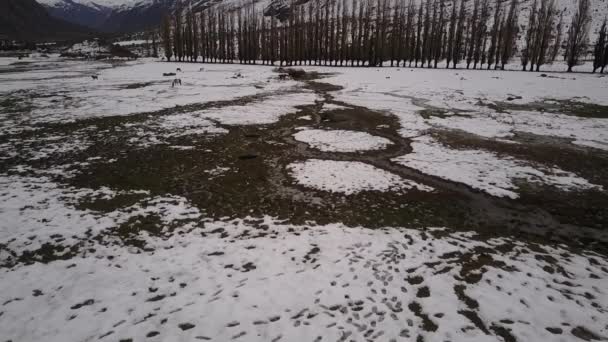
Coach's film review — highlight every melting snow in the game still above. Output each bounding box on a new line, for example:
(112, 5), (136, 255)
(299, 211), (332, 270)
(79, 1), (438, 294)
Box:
(287, 159), (432, 195)
(294, 129), (393, 152)
(191, 92), (318, 126)
(393, 136), (602, 199)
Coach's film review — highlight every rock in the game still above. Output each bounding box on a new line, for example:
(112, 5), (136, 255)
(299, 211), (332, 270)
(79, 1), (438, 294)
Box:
(238, 154), (258, 160)
(546, 327), (563, 334)
(178, 323), (195, 331)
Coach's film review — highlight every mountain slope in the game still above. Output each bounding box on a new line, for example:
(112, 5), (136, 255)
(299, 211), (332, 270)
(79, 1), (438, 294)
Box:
(37, 0), (198, 33)
(43, 0), (113, 31)
(101, 0), (177, 33)
(0, 0), (94, 41)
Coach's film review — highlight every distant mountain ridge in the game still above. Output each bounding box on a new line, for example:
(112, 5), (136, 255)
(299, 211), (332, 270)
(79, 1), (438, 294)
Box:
(43, 0), (114, 30)
(36, 0), (207, 33)
(0, 0), (94, 41)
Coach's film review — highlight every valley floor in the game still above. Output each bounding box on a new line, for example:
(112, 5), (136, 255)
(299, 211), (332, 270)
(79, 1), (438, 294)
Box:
(0, 56), (607, 342)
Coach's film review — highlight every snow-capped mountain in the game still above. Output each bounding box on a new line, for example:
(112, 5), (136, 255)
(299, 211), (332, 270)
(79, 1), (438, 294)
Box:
(1, 0), (94, 41)
(40, 0), (113, 31)
(36, 0), (186, 33)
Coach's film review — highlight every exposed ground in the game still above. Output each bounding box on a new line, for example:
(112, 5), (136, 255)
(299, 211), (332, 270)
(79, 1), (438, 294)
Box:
(1, 56), (607, 342)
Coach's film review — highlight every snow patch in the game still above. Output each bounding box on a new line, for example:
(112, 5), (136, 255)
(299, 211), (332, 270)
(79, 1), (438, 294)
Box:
(192, 91), (318, 126)
(294, 129), (393, 152)
(287, 159), (432, 195)
(392, 136), (601, 199)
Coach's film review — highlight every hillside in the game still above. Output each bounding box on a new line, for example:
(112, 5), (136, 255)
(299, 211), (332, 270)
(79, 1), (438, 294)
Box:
(37, 0), (204, 33)
(0, 0), (94, 41)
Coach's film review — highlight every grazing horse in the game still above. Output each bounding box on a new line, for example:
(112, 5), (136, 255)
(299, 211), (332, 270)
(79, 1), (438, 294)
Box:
(91, 75), (99, 80)
(172, 78), (182, 87)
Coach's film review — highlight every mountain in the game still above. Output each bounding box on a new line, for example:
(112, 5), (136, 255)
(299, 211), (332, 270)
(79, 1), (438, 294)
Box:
(99, 0), (178, 33)
(43, 0), (114, 31)
(0, 0), (94, 41)
(37, 0), (198, 33)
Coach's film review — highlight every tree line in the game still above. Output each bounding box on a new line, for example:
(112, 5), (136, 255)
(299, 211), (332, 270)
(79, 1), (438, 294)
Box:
(158, 0), (608, 73)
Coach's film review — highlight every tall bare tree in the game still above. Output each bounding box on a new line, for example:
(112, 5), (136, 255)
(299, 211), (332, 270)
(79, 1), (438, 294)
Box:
(173, 0), (183, 61)
(500, 0), (518, 69)
(533, 0), (557, 71)
(593, 19), (607, 73)
(414, 1), (423, 67)
(549, 10), (564, 64)
(466, 0), (479, 69)
(565, 0), (592, 72)
(161, 14), (172, 61)
(473, 0), (490, 69)
(521, 0), (538, 71)
(452, 0), (466, 68)
(487, 1), (502, 69)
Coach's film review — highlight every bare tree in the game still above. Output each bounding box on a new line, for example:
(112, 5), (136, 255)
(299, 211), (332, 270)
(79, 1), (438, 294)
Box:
(161, 14), (172, 61)
(433, 0), (445, 68)
(151, 29), (158, 57)
(350, 0), (359, 66)
(173, 0), (183, 61)
(487, 1), (501, 69)
(445, 0), (457, 68)
(473, 0), (490, 69)
(604, 27), (608, 73)
(357, 0), (366, 66)
(185, 6), (193, 61)
(593, 19), (607, 73)
(534, 0), (557, 71)
(414, 1), (423, 67)
(379, 0), (390, 66)
(521, 0), (538, 71)
(466, 0), (479, 69)
(420, 0), (432, 67)
(549, 10), (564, 63)
(362, 0), (372, 66)
(500, 0), (518, 69)
(565, 0), (592, 72)
(390, 0), (400, 66)
(452, 0), (466, 68)
(192, 12), (199, 61)
(493, 15), (504, 69)
(404, 0), (415, 66)
(340, 0), (348, 66)
(200, 11), (207, 62)
(426, 0), (437, 68)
